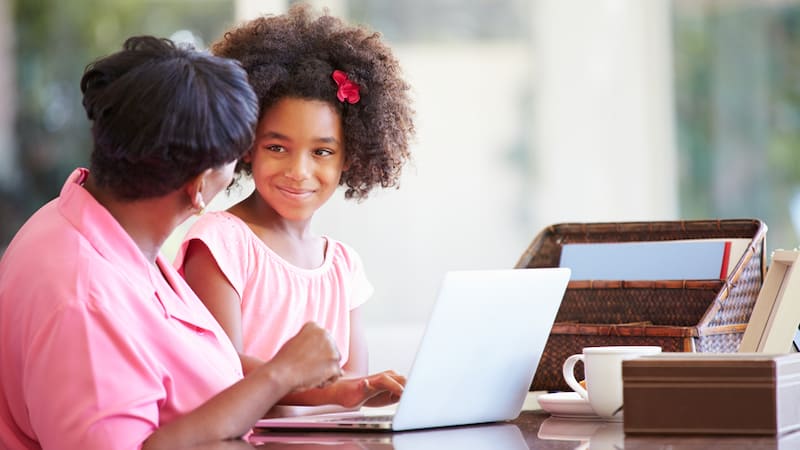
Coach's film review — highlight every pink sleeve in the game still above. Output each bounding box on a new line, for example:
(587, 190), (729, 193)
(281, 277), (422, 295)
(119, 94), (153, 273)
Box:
(25, 303), (159, 450)
(344, 246), (373, 311)
(174, 213), (250, 301)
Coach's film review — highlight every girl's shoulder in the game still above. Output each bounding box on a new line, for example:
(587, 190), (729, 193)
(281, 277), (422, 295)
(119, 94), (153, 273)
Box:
(178, 211), (256, 260)
(174, 211), (263, 290)
(187, 211), (245, 239)
(324, 237), (366, 273)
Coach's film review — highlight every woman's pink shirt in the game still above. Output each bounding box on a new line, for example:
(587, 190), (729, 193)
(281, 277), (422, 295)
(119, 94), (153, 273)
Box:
(0, 169), (243, 450)
(174, 211), (373, 365)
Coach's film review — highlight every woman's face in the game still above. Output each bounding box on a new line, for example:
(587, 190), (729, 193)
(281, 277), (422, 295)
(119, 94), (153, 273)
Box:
(246, 97), (345, 222)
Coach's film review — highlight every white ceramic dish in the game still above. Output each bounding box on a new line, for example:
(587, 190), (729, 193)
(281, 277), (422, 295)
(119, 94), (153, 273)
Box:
(536, 392), (600, 420)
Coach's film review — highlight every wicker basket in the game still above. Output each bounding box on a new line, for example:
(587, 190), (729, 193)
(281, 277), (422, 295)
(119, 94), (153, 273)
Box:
(515, 219), (767, 392)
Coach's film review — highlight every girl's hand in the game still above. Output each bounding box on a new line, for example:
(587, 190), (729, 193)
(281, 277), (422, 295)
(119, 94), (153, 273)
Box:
(332, 370), (407, 408)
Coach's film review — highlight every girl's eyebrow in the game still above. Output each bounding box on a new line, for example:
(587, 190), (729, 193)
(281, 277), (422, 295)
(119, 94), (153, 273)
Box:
(317, 136), (340, 145)
(259, 131), (289, 140)
(258, 131), (340, 145)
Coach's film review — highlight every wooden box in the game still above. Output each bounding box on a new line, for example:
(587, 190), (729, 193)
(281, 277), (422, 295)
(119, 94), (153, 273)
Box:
(515, 219), (767, 392)
(622, 353), (800, 435)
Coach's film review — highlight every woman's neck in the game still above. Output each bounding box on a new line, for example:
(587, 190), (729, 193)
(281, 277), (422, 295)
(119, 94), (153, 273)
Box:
(83, 177), (187, 263)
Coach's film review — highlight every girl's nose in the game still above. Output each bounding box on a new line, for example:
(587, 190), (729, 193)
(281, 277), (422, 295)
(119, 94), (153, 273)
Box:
(284, 153), (311, 180)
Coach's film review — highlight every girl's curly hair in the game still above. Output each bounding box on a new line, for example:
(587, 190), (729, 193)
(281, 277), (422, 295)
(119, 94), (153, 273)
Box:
(212, 4), (415, 200)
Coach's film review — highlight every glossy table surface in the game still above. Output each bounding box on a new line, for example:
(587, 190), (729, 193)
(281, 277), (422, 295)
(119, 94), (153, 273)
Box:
(240, 401), (800, 450)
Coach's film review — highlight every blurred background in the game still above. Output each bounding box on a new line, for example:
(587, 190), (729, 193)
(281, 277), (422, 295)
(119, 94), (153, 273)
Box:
(2, 0), (800, 373)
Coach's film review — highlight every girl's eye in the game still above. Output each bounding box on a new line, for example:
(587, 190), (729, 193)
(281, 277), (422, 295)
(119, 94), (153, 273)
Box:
(314, 149), (333, 157)
(265, 145), (285, 153)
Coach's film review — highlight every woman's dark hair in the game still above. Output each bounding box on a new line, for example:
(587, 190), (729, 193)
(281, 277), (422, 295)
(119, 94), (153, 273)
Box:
(80, 35), (259, 200)
(212, 4), (415, 200)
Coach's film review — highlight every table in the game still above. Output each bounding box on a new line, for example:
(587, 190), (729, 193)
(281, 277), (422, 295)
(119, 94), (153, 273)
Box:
(243, 409), (800, 449)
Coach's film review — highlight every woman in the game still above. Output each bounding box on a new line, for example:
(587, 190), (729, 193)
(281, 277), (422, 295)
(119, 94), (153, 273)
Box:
(0, 36), (400, 450)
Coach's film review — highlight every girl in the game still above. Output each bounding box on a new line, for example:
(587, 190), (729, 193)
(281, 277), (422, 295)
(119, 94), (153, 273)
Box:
(175, 4), (415, 409)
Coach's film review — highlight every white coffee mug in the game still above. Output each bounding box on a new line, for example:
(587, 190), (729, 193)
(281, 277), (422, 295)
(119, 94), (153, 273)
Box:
(562, 346), (662, 420)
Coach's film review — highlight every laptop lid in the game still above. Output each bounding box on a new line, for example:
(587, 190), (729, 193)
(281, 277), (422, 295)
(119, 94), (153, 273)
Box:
(255, 267), (570, 431)
(391, 268), (569, 430)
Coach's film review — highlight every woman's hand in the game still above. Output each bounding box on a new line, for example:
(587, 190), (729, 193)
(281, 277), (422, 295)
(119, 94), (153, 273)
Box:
(268, 322), (343, 391)
(144, 322), (342, 449)
(330, 370), (407, 408)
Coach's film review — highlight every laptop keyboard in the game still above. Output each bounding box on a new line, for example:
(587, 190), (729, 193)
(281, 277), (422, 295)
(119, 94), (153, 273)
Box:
(319, 414), (394, 423)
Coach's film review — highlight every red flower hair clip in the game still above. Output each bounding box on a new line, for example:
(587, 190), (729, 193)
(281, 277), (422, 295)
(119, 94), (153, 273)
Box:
(332, 70), (360, 104)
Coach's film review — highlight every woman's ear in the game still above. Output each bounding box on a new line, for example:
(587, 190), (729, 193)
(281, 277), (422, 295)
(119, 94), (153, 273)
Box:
(194, 192), (206, 212)
(242, 149), (253, 164)
(186, 168), (213, 212)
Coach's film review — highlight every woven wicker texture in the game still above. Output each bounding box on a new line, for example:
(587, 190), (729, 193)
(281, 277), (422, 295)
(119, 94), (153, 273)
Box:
(515, 219), (767, 392)
(557, 281), (724, 325)
(535, 333), (689, 392)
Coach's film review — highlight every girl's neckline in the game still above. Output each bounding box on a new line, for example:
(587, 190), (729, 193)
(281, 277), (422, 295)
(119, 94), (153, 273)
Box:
(218, 210), (333, 274)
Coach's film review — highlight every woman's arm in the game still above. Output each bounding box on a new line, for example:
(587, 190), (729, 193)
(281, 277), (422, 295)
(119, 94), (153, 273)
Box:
(143, 322), (342, 449)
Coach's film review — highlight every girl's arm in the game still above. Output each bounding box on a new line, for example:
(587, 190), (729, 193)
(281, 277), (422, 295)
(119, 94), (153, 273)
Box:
(277, 307), (405, 408)
(342, 305), (369, 377)
(182, 240), (262, 373)
(276, 370), (406, 409)
(182, 240), (404, 409)
(143, 322), (342, 449)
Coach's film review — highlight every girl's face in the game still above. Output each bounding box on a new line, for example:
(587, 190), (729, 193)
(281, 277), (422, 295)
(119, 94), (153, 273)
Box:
(247, 97), (345, 222)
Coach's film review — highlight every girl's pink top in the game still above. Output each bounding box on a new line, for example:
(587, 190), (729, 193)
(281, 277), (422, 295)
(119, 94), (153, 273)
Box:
(174, 211), (373, 366)
(0, 169), (243, 450)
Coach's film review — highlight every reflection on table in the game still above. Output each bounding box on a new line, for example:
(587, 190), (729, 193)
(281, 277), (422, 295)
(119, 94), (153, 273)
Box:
(537, 417), (623, 449)
(245, 409), (800, 450)
(250, 422), (524, 449)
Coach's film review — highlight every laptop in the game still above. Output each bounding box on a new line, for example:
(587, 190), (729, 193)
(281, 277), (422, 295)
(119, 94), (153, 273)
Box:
(250, 422), (528, 449)
(254, 267), (570, 432)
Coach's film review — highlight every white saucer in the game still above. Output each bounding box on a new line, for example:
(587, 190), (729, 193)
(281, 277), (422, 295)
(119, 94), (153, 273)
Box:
(536, 392), (601, 420)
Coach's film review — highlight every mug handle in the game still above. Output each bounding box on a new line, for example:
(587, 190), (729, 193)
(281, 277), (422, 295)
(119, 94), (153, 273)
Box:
(562, 354), (588, 400)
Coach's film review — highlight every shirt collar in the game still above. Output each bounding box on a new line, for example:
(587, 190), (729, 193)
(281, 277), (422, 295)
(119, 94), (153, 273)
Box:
(57, 168), (152, 276)
(57, 169), (224, 335)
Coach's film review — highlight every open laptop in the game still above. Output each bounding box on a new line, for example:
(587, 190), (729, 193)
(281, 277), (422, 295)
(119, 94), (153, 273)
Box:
(250, 422), (528, 448)
(254, 267), (570, 432)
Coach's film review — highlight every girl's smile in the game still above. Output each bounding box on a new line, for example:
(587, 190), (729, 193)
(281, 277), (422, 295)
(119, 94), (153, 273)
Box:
(276, 185), (315, 199)
(247, 97), (345, 223)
